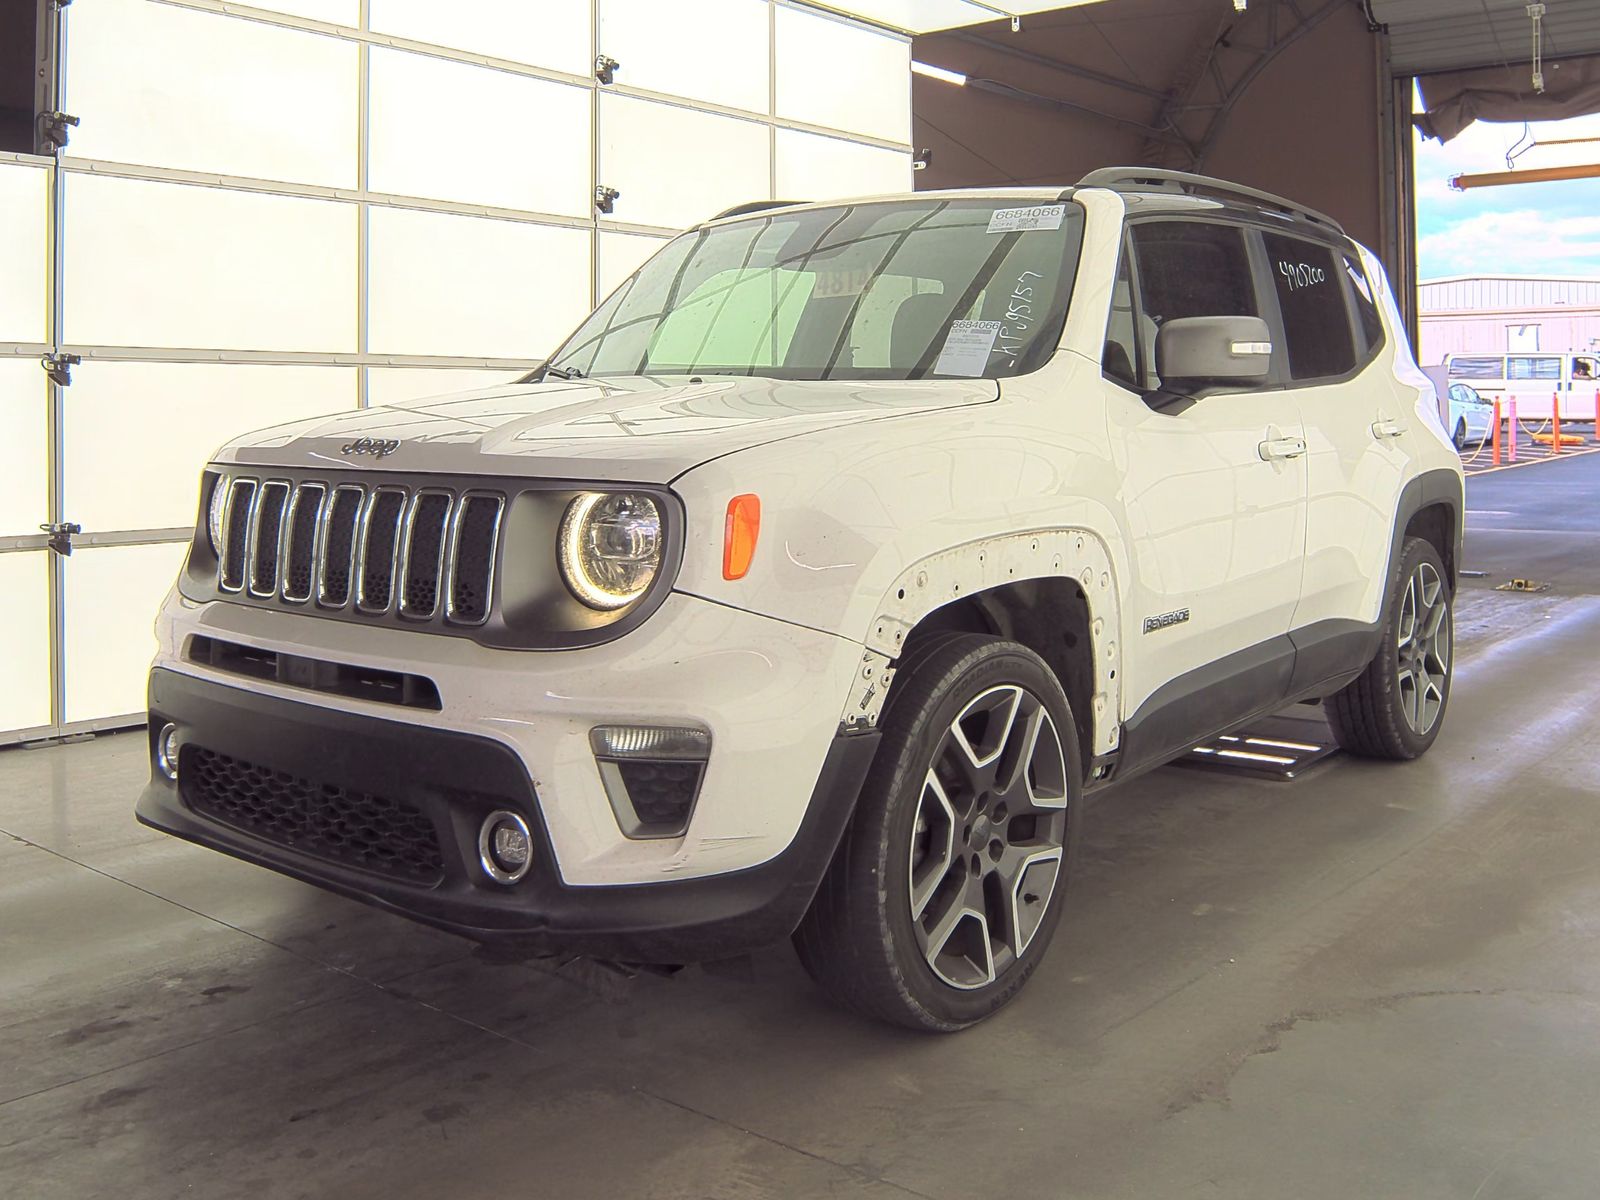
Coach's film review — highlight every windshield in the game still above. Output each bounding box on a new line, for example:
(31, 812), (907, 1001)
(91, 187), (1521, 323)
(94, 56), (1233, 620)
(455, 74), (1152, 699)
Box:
(547, 197), (1084, 382)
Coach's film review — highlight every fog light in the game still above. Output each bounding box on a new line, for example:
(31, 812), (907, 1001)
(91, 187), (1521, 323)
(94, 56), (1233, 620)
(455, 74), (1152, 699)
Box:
(591, 725), (709, 840)
(478, 810), (533, 885)
(156, 723), (180, 781)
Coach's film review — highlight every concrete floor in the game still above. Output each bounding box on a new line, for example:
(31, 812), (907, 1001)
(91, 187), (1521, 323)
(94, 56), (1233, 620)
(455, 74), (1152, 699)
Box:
(5, 457), (1600, 1199)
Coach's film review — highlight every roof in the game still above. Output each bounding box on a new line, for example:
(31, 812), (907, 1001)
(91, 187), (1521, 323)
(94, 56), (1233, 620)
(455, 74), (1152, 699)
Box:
(1369, 0), (1600, 75)
(1421, 275), (1600, 286)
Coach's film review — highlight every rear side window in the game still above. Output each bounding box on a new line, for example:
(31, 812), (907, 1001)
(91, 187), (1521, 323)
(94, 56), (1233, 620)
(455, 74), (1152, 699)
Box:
(1508, 356), (1561, 381)
(1448, 356), (1502, 380)
(1341, 253), (1385, 352)
(1263, 233), (1356, 380)
(1131, 222), (1259, 324)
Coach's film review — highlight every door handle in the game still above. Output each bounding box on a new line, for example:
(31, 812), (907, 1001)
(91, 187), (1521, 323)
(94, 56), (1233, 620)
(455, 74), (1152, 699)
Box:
(1371, 418), (1406, 440)
(1258, 436), (1307, 461)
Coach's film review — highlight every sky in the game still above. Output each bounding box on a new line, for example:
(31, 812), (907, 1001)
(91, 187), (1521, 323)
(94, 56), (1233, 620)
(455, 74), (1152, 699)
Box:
(1415, 108), (1600, 282)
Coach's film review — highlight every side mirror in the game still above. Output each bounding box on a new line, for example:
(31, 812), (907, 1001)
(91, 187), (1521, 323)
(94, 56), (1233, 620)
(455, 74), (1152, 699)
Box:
(1156, 316), (1273, 388)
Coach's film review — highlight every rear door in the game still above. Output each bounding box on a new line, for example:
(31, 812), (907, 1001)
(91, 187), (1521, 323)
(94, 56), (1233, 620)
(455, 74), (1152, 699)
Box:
(1266, 234), (1409, 650)
(1107, 220), (1308, 743)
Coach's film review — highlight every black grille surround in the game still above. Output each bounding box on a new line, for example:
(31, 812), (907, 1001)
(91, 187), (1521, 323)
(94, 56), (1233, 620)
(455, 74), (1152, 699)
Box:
(184, 747), (446, 885)
(180, 467), (685, 651)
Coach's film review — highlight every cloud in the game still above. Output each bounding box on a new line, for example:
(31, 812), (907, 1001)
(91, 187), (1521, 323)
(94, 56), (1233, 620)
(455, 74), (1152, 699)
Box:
(1415, 111), (1600, 278)
(1417, 209), (1600, 278)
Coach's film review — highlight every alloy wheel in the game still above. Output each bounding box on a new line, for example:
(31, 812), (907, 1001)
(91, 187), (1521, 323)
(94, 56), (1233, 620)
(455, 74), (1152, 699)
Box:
(1396, 561), (1451, 736)
(907, 685), (1069, 990)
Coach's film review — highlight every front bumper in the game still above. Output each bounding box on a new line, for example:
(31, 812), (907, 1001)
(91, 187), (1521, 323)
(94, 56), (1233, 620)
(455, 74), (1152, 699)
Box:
(139, 668), (880, 962)
(149, 590), (865, 886)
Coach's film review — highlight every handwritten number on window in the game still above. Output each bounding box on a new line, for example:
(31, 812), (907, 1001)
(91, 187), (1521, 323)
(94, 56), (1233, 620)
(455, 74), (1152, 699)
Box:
(1278, 260), (1326, 292)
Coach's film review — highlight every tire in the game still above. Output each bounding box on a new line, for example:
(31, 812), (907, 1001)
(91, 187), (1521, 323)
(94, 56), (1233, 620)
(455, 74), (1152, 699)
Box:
(1323, 536), (1454, 760)
(1453, 419), (1467, 451)
(794, 633), (1083, 1032)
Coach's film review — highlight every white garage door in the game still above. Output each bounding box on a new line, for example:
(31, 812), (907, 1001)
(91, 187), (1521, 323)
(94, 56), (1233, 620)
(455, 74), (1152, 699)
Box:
(0, 0), (912, 744)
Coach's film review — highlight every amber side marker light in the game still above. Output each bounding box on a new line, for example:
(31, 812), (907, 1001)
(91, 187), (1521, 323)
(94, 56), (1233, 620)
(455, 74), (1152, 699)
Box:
(723, 494), (761, 580)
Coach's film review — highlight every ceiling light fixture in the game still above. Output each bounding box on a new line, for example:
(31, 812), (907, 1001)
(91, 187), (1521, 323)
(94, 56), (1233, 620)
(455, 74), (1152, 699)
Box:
(911, 61), (969, 87)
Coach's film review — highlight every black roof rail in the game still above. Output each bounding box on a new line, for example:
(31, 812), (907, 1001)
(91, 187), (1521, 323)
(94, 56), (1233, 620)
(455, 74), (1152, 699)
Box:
(707, 199), (807, 222)
(1075, 168), (1345, 236)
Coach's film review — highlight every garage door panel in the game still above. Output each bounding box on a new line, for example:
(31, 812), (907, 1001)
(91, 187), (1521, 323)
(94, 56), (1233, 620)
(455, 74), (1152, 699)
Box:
(62, 174), (357, 352)
(598, 0), (770, 112)
(0, 552), (52, 736)
(252, 0), (360, 24)
(64, 362), (357, 535)
(0, 359), (49, 541)
(369, 48), (590, 216)
(775, 129), (912, 200)
(599, 94), (770, 231)
(63, 542), (190, 726)
(0, 159), (49, 346)
(368, 208), (590, 359)
(65, 0), (358, 188)
(774, 7), (910, 143)
(368, 0), (591, 75)
(365, 367), (521, 405)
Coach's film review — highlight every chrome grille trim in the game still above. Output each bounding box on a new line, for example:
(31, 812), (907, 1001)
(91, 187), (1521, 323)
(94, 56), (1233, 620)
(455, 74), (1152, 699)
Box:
(280, 483), (327, 604)
(247, 481), (291, 598)
(218, 478), (257, 594)
(356, 486), (408, 615)
(209, 474), (505, 632)
(317, 484), (365, 609)
(397, 489), (454, 620)
(444, 492), (504, 627)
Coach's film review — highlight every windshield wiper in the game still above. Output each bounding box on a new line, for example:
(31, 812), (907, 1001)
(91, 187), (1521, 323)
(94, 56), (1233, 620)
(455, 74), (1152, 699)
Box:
(543, 364), (585, 381)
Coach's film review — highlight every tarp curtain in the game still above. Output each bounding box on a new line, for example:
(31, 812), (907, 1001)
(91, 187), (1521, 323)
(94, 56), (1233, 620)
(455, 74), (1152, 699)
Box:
(1415, 55), (1600, 142)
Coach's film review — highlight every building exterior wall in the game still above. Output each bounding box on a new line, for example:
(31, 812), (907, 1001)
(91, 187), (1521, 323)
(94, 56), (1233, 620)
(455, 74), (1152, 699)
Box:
(1418, 276), (1600, 364)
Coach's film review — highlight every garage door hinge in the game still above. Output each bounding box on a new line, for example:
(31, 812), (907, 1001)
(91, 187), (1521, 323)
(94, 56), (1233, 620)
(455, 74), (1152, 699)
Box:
(41, 352), (81, 386)
(36, 111), (79, 154)
(39, 523), (82, 556)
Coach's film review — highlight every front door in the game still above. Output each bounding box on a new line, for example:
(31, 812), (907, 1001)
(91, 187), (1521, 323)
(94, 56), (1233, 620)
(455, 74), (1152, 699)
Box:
(1108, 220), (1308, 745)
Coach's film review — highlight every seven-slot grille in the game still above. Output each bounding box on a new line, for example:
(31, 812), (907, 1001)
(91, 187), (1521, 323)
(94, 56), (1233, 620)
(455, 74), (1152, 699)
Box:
(217, 477), (503, 626)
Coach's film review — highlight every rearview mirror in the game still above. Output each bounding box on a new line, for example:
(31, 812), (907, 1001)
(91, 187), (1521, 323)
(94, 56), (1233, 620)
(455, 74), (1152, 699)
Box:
(1156, 316), (1273, 388)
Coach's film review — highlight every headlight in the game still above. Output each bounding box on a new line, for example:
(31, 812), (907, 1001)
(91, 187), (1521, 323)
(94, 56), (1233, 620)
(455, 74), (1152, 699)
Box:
(558, 492), (662, 610)
(206, 475), (229, 554)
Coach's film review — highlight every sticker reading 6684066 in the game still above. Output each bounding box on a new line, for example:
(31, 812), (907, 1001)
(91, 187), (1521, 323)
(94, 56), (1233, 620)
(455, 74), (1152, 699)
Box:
(987, 204), (1066, 234)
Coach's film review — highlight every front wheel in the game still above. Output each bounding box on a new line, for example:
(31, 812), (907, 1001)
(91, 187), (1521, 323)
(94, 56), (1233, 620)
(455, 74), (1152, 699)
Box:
(1453, 419), (1467, 450)
(1324, 536), (1454, 759)
(795, 633), (1082, 1032)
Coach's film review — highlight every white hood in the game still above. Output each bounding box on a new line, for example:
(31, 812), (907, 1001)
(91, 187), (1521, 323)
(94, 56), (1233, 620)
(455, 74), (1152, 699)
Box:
(217, 374), (1000, 482)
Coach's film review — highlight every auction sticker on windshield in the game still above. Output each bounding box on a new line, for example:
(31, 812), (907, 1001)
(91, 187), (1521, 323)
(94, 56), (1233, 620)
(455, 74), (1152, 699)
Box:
(934, 320), (1003, 376)
(987, 204), (1065, 234)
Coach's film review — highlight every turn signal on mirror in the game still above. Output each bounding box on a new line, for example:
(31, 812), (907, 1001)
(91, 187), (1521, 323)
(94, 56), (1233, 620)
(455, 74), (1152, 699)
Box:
(723, 494), (761, 581)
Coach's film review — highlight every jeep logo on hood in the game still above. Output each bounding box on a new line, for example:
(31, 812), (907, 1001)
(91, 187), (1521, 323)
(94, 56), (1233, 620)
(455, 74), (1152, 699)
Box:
(341, 437), (401, 460)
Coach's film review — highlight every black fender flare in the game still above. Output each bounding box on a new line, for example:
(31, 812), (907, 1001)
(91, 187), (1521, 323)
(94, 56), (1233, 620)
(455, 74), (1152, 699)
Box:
(1387, 468), (1465, 598)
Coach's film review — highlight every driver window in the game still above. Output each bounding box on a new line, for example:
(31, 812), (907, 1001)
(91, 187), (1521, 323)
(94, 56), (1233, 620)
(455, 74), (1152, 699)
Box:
(1574, 356), (1597, 382)
(1130, 221), (1261, 390)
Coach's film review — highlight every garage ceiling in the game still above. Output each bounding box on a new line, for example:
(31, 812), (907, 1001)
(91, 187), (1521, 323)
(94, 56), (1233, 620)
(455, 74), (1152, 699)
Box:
(823, 0), (1110, 35)
(1371, 0), (1600, 75)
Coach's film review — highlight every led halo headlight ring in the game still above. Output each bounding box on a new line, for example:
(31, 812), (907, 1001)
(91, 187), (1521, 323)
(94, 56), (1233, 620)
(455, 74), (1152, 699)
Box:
(558, 491), (663, 611)
(206, 474), (229, 555)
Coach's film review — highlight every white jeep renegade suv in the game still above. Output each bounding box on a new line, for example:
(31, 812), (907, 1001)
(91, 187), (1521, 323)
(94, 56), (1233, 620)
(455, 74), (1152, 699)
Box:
(140, 169), (1463, 1032)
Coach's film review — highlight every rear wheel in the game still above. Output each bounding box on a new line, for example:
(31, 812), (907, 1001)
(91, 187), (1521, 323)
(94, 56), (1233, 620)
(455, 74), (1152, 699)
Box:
(1324, 536), (1453, 759)
(795, 633), (1082, 1032)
